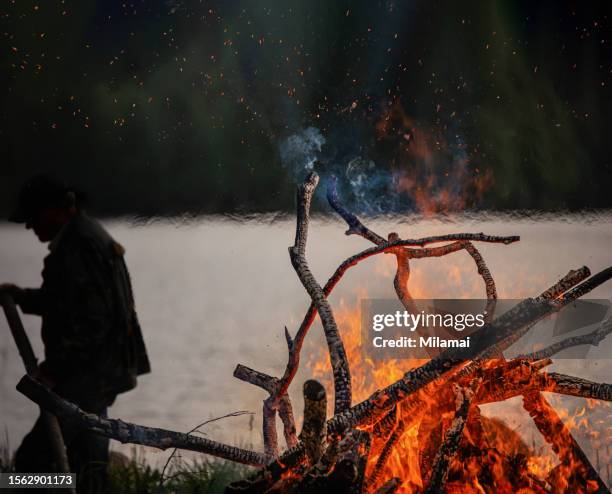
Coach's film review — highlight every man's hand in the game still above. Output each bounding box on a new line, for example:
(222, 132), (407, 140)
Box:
(32, 366), (56, 389)
(0, 283), (23, 299)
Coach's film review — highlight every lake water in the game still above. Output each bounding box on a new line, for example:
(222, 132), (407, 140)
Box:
(1, 213), (611, 473)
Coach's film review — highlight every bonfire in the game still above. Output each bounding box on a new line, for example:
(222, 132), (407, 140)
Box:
(15, 172), (612, 493)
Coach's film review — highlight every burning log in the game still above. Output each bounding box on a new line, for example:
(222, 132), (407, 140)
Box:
(366, 405), (410, 490)
(538, 372), (612, 402)
(423, 382), (478, 494)
(374, 477), (402, 494)
(477, 370), (612, 404)
(523, 390), (609, 493)
(301, 380), (327, 465)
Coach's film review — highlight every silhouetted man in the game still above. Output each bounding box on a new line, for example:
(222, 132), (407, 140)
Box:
(1, 175), (150, 493)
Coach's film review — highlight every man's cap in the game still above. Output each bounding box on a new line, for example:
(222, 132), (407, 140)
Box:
(9, 175), (71, 223)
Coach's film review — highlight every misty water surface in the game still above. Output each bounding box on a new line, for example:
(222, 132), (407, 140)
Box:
(1, 213), (611, 470)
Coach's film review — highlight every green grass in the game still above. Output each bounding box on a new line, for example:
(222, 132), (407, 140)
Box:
(107, 452), (250, 494)
(1, 440), (250, 493)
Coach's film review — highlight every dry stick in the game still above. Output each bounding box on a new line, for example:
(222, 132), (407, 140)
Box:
(0, 293), (75, 494)
(158, 410), (253, 486)
(16, 375), (269, 466)
(232, 365), (286, 458)
(523, 391), (610, 493)
(464, 242), (498, 321)
(288, 172), (352, 415)
(232, 364), (297, 453)
(262, 399), (279, 459)
(301, 380), (327, 466)
(278, 393), (298, 449)
(326, 178), (502, 315)
(424, 382), (478, 494)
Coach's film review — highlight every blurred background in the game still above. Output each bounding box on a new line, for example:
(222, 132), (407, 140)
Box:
(1, 0), (610, 216)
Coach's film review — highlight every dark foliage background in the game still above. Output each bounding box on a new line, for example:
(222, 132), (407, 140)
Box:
(1, 0), (610, 216)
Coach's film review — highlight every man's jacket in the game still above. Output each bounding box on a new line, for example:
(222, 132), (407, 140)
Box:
(17, 212), (150, 406)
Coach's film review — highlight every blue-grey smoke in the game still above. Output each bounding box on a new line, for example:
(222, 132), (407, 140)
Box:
(279, 127), (326, 181)
(278, 124), (489, 217)
(279, 127), (399, 215)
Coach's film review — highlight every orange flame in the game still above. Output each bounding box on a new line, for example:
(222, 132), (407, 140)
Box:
(303, 278), (609, 492)
(375, 100), (494, 215)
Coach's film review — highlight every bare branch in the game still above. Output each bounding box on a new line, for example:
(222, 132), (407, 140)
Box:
(159, 410), (253, 486)
(538, 372), (612, 402)
(233, 364), (277, 395)
(17, 375), (269, 467)
(262, 399), (279, 458)
(289, 171), (352, 414)
(301, 380), (327, 466)
(536, 267), (592, 302)
(278, 394), (298, 449)
(1, 293), (74, 490)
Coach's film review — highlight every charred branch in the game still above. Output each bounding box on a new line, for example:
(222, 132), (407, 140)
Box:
(541, 372), (612, 402)
(424, 383), (477, 494)
(300, 380), (327, 466)
(289, 171), (352, 414)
